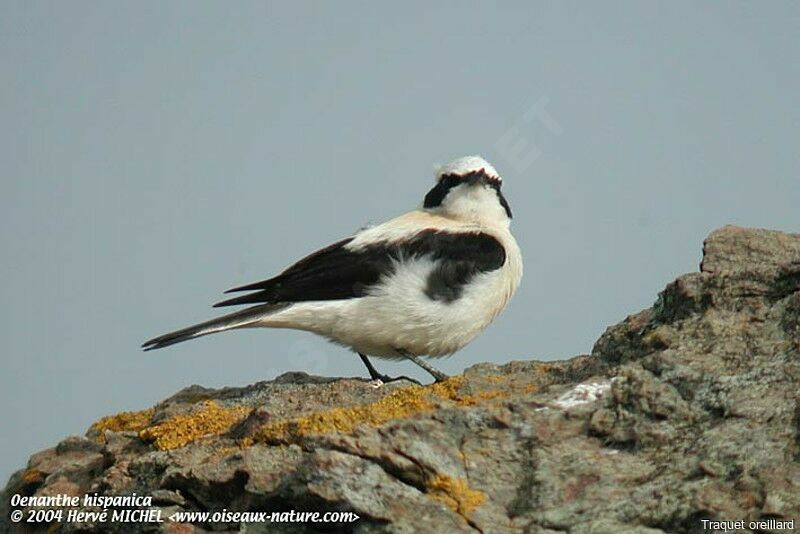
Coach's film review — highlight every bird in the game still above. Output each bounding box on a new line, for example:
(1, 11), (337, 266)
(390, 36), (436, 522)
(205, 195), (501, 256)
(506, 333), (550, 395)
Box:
(142, 155), (522, 383)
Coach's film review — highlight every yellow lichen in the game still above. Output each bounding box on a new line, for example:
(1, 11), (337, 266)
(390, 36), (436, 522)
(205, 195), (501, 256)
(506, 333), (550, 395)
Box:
(90, 407), (155, 443)
(426, 474), (486, 516)
(457, 389), (509, 406)
(429, 375), (467, 400)
(139, 401), (250, 451)
(254, 377), (489, 444)
(213, 445), (242, 457)
(22, 468), (44, 485)
(483, 374), (506, 384)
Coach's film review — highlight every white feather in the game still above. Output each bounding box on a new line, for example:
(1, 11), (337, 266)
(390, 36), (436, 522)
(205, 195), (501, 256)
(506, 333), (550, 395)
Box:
(435, 155), (500, 181)
(145, 155), (522, 369)
(255, 211), (523, 359)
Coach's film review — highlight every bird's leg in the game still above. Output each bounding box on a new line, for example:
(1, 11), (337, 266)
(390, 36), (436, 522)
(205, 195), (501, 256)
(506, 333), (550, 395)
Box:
(397, 350), (449, 383)
(358, 353), (420, 385)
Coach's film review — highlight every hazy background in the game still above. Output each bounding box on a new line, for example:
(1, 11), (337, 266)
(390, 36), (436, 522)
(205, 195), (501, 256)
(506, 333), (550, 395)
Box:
(2, 1), (798, 483)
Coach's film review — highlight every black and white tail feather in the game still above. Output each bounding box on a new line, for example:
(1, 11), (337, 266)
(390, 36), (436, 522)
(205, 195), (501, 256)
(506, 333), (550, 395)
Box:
(142, 155), (522, 383)
(142, 304), (288, 351)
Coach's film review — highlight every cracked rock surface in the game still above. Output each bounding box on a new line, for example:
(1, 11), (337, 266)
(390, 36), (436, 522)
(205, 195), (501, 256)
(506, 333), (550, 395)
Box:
(3, 226), (800, 533)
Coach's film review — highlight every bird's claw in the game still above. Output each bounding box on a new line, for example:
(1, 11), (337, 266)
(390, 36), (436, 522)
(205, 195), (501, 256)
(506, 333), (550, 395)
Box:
(378, 374), (421, 386)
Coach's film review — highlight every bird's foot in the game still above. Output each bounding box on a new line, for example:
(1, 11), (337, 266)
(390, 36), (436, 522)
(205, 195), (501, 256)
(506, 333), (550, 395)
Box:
(359, 353), (421, 385)
(370, 373), (422, 386)
(402, 353), (449, 383)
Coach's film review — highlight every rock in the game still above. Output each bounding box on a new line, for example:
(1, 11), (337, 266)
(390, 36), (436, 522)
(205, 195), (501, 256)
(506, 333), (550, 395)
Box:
(2, 225), (799, 533)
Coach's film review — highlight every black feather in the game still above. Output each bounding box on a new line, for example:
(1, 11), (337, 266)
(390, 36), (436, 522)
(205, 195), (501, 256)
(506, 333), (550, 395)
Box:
(213, 230), (506, 307)
(423, 169), (512, 219)
(142, 303), (288, 350)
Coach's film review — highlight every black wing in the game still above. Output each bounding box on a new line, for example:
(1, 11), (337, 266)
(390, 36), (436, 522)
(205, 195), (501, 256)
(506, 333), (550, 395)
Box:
(213, 237), (381, 307)
(213, 230), (506, 307)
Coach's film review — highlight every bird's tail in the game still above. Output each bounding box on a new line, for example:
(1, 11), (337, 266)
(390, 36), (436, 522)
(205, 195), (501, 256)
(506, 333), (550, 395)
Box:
(141, 303), (288, 351)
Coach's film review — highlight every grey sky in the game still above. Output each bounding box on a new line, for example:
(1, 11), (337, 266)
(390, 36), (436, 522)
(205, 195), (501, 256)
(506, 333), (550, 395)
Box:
(2, 1), (798, 483)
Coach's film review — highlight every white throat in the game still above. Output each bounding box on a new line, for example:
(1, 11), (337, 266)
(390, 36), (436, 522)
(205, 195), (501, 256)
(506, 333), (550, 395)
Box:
(429, 184), (509, 226)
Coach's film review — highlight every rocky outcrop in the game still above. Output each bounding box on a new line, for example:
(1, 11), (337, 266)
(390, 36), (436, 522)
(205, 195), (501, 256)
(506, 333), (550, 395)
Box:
(3, 226), (799, 533)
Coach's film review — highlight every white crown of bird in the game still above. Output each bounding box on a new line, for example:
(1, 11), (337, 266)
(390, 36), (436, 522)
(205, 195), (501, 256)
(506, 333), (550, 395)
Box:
(435, 155), (501, 182)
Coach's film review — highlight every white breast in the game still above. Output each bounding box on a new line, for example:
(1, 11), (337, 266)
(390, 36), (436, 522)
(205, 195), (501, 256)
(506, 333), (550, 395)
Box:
(258, 222), (523, 359)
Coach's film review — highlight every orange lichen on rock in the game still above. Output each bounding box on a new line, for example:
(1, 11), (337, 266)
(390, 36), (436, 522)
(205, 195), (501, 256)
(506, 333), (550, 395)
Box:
(457, 389), (509, 406)
(212, 445), (242, 458)
(89, 407), (155, 443)
(483, 374), (506, 384)
(254, 377), (500, 444)
(140, 401), (250, 451)
(536, 363), (556, 374)
(426, 474), (486, 516)
(22, 468), (45, 485)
